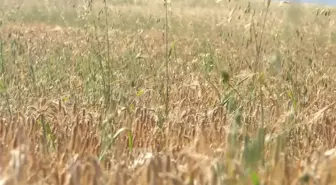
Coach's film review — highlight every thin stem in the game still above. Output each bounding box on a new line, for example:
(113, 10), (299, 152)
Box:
(164, 0), (169, 118)
(103, 0), (112, 107)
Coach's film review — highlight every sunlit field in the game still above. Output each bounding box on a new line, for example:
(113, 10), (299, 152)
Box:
(0, 0), (336, 184)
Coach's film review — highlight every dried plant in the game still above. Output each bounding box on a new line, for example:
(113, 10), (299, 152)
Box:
(0, 0), (336, 185)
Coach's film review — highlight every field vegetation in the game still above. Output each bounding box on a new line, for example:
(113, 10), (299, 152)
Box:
(0, 0), (336, 184)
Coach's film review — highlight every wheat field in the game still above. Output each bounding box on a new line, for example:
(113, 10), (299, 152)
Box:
(0, 0), (336, 184)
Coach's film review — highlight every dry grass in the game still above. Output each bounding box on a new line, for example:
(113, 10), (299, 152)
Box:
(0, 0), (336, 184)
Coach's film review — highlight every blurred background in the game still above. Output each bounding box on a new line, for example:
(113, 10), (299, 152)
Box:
(286, 0), (335, 5)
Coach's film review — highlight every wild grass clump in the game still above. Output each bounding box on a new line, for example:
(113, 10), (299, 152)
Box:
(0, 0), (336, 184)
